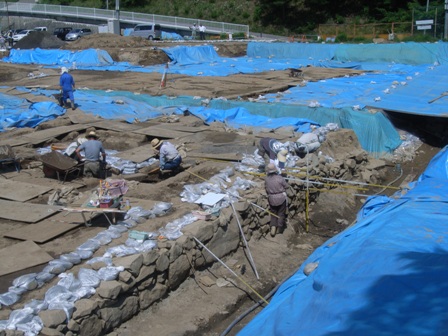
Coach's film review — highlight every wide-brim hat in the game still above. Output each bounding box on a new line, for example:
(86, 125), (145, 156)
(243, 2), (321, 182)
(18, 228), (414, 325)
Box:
(277, 149), (288, 163)
(266, 163), (278, 174)
(151, 138), (162, 149)
(87, 131), (98, 139)
(60, 67), (68, 74)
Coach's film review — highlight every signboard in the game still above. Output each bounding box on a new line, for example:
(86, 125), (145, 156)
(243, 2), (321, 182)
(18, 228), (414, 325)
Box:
(417, 25), (432, 30)
(416, 20), (434, 25)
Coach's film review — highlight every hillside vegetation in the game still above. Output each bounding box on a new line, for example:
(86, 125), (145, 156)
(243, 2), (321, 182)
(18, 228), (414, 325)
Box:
(41, 0), (447, 37)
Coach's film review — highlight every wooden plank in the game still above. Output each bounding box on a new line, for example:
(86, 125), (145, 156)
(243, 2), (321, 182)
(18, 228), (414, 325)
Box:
(26, 124), (90, 145)
(254, 132), (294, 140)
(188, 152), (243, 161)
(0, 138), (30, 147)
(65, 110), (102, 124)
(0, 241), (53, 276)
(10, 174), (85, 190)
(0, 180), (53, 202)
(132, 126), (190, 139)
(157, 123), (208, 133)
(116, 144), (156, 163)
(0, 199), (61, 223)
(88, 120), (144, 132)
(4, 212), (84, 243)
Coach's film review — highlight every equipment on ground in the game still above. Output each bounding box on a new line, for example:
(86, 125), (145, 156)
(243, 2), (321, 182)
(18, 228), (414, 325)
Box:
(428, 91), (448, 104)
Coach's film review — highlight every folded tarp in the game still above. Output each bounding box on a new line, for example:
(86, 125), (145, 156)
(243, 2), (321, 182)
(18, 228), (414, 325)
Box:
(239, 145), (448, 336)
(0, 93), (64, 131)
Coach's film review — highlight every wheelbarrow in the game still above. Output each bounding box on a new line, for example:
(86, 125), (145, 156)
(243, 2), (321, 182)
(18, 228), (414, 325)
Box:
(39, 150), (84, 183)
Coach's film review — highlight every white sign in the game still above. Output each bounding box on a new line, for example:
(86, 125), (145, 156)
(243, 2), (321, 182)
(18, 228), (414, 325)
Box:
(417, 25), (432, 30)
(416, 19), (434, 25)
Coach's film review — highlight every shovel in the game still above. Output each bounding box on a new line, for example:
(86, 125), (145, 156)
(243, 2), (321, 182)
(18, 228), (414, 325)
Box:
(428, 91), (448, 104)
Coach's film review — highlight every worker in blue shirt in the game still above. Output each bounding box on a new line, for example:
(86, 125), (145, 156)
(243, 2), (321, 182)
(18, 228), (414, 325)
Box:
(59, 67), (76, 110)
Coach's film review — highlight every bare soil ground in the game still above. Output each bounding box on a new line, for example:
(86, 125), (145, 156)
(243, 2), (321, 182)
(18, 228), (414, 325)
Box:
(0, 32), (441, 335)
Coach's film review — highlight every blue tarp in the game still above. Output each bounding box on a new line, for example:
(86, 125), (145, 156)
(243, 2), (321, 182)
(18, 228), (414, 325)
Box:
(3, 42), (448, 153)
(238, 145), (448, 336)
(0, 92), (64, 131)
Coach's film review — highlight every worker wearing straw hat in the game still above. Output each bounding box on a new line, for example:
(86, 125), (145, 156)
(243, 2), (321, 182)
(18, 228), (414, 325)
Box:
(76, 131), (106, 178)
(265, 163), (288, 237)
(151, 138), (182, 172)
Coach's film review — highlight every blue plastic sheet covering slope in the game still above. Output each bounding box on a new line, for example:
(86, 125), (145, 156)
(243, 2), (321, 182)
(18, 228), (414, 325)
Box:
(21, 88), (188, 123)
(204, 100), (401, 156)
(247, 42), (338, 61)
(0, 92), (64, 131)
(2, 87), (400, 155)
(2, 48), (115, 67)
(9, 88), (318, 133)
(334, 42), (448, 65)
(238, 146), (448, 336)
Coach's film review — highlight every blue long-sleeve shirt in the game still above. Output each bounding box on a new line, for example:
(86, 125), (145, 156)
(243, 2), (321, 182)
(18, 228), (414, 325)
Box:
(60, 73), (75, 91)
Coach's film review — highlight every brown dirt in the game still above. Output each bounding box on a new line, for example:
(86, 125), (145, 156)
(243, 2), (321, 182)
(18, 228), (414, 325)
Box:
(0, 33), (440, 335)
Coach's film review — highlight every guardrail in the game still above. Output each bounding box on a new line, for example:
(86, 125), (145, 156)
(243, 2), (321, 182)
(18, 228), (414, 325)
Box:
(0, 2), (250, 35)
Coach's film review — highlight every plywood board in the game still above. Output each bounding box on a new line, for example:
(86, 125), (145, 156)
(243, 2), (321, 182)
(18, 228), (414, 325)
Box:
(158, 123), (209, 133)
(88, 120), (144, 132)
(133, 126), (190, 139)
(125, 197), (158, 210)
(0, 179), (53, 202)
(116, 144), (156, 163)
(0, 241), (53, 276)
(188, 152), (243, 161)
(4, 212), (84, 243)
(0, 199), (61, 223)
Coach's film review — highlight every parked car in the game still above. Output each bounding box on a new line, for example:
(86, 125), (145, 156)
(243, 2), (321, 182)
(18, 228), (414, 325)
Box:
(65, 28), (93, 41)
(34, 27), (48, 32)
(129, 23), (161, 40)
(12, 30), (34, 42)
(53, 27), (73, 40)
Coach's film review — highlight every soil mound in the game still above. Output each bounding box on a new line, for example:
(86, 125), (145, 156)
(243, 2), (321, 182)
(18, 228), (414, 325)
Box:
(65, 33), (153, 50)
(13, 31), (66, 50)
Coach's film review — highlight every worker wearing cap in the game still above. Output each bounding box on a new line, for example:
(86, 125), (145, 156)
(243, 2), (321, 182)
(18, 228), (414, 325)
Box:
(75, 131), (106, 178)
(59, 66), (76, 110)
(151, 138), (182, 172)
(257, 137), (287, 169)
(265, 163), (288, 237)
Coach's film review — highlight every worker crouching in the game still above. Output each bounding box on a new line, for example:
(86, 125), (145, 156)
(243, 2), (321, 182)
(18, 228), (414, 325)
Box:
(265, 163), (288, 237)
(151, 138), (182, 177)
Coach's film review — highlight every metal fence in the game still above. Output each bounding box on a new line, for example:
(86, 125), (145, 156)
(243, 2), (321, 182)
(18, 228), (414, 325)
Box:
(0, 2), (250, 35)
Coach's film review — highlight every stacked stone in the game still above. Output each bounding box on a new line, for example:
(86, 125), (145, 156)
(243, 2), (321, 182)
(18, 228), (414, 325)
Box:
(37, 209), (241, 336)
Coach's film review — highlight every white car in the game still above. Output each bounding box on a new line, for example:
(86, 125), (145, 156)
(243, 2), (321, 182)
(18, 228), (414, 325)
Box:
(12, 30), (33, 42)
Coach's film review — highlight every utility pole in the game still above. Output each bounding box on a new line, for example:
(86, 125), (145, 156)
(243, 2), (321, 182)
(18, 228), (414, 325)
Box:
(115, 0), (120, 21)
(5, 0), (10, 29)
(445, 0), (448, 39)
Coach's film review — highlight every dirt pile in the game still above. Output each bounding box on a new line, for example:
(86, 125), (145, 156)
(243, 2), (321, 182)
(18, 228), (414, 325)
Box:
(13, 31), (66, 50)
